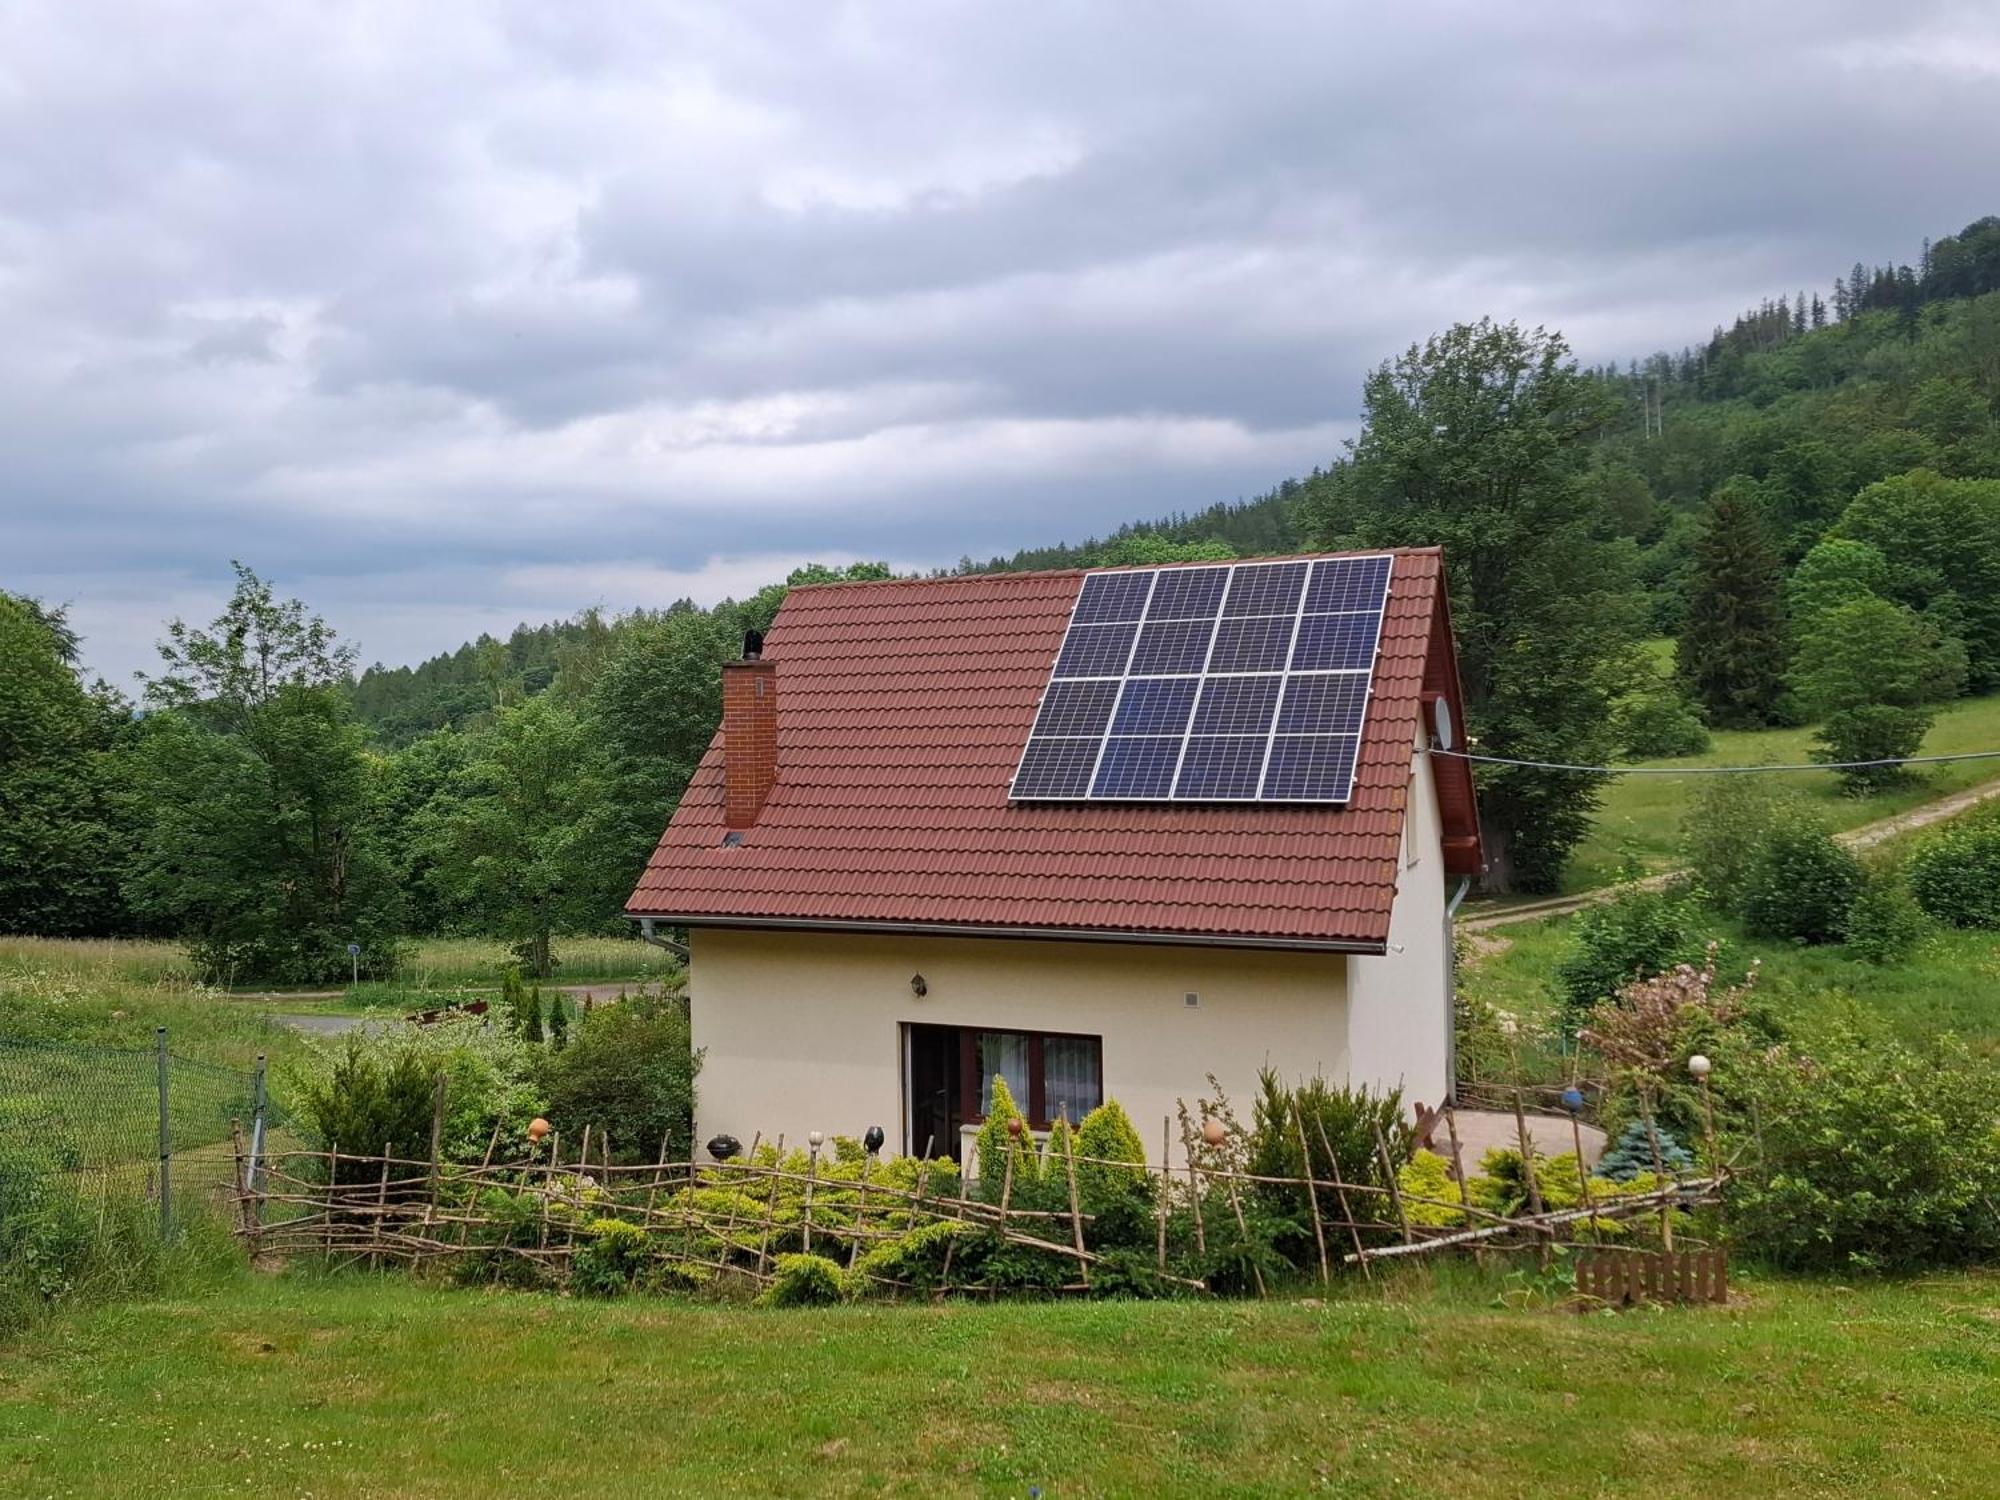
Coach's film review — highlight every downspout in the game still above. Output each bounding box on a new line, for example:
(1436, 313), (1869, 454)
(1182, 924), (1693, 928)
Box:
(1444, 877), (1472, 1104)
(635, 916), (691, 961)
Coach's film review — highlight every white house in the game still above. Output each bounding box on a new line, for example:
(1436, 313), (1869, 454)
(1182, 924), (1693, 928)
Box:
(627, 549), (1483, 1164)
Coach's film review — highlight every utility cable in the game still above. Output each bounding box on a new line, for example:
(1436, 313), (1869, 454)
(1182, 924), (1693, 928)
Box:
(1428, 747), (2000, 776)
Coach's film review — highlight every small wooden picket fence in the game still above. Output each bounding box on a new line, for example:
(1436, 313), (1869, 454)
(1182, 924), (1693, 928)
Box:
(1575, 1248), (1729, 1307)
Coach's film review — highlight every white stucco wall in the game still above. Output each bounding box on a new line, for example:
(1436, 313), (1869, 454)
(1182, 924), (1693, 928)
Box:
(685, 926), (1351, 1164)
(1342, 730), (1453, 1113)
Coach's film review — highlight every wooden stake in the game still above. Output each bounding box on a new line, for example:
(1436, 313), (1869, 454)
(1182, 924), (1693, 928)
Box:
(538, 1132), (559, 1255)
(1569, 1109), (1598, 1244)
(1372, 1119), (1413, 1246)
(1314, 1117), (1371, 1281)
(847, 1150), (874, 1272)
(1179, 1117), (1206, 1257)
(754, 1135), (785, 1277)
(1290, 1103), (1331, 1284)
(1222, 1167), (1265, 1299)
(324, 1139), (337, 1261)
(1057, 1112), (1089, 1291)
(1443, 1106), (1476, 1228)
(1642, 1101), (1674, 1253)
(1156, 1117), (1170, 1275)
(371, 1148), (393, 1273)
(1511, 1085), (1544, 1217)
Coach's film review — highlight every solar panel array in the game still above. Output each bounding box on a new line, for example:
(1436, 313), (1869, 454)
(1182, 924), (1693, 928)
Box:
(1009, 555), (1395, 803)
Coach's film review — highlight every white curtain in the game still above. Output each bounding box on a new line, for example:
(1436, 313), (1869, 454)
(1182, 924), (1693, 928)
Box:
(1043, 1036), (1101, 1124)
(977, 1031), (1031, 1117)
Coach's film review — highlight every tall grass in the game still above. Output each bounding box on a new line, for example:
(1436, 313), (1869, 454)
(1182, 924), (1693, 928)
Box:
(0, 1161), (241, 1339)
(398, 935), (680, 986)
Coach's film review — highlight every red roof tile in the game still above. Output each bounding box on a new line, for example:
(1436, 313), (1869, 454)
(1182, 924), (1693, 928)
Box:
(627, 548), (1478, 950)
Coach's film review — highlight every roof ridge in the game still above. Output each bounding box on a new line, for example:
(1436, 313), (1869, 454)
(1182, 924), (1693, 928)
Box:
(788, 546), (1443, 593)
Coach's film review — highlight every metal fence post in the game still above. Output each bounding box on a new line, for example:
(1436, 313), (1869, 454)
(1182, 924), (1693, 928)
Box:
(247, 1052), (269, 1200)
(155, 1026), (173, 1242)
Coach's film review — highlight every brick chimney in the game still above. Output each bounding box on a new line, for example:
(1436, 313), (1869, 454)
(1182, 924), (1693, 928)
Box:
(721, 634), (777, 832)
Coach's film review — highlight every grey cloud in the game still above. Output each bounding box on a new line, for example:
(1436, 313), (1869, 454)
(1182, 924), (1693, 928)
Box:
(1, 0), (1993, 684)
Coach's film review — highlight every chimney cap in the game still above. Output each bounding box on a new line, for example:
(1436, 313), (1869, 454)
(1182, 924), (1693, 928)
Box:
(742, 628), (765, 661)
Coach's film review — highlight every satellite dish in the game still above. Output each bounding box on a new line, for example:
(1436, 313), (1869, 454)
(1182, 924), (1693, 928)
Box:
(1432, 697), (1454, 751)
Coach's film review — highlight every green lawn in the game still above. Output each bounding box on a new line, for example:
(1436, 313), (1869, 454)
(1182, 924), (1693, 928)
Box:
(1562, 690), (2000, 893)
(2, 1271), (1996, 1498)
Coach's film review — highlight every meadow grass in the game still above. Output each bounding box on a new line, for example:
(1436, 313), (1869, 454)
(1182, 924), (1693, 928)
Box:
(1564, 689), (2000, 893)
(1, 1268), (1994, 1498)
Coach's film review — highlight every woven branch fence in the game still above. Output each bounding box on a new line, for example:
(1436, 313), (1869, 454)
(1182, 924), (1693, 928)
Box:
(231, 1115), (1728, 1300)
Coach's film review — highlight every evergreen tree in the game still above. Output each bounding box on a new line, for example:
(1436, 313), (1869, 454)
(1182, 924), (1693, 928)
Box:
(521, 984), (545, 1044)
(547, 993), (570, 1050)
(1676, 483), (1790, 726)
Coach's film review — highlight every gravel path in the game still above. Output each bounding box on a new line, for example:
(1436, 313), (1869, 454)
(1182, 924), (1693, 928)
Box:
(267, 982), (645, 1036)
(1459, 774), (2000, 934)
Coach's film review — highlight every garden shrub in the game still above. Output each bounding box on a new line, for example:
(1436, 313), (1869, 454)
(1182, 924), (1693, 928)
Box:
(1074, 1099), (1155, 1249)
(1249, 1071), (1408, 1258)
(1553, 879), (1707, 1027)
(1397, 1149), (1467, 1228)
(1730, 1022), (2000, 1271)
(1467, 1148), (1663, 1235)
(848, 1218), (972, 1295)
(1906, 811), (2000, 929)
(1740, 812), (1860, 943)
(933, 1228), (1070, 1295)
(294, 1013), (546, 1167)
(540, 989), (699, 1161)
(295, 1035), (439, 1182)
(1843, 867), (1930, 963)
(973, 1075), (1040, 1200)
(758, 1253), (847, 1307)
(571, 1217), (654, 1297)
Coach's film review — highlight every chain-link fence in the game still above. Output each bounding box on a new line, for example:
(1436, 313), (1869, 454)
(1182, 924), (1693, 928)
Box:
(0, 1029), (281, 1235)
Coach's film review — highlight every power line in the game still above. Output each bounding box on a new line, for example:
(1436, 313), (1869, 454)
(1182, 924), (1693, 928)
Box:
(1428, 747), (2000, 776)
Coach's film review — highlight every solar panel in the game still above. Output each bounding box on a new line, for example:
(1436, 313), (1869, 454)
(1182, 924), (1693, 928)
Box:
(1009, 554), (1394, 803)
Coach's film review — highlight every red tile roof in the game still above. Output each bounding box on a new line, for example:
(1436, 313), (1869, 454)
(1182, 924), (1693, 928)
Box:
(627, 548), (1479, 950)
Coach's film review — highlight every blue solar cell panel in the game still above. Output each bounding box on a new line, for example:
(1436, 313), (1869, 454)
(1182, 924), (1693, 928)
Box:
(1174, 735), (1267, 799)
(1146, 567), (1230, 620)
(1011, 737), (1099, 798)
(1011, 555), (1393, 803)
(1222, 561), (1308, 617)
(1071, 570), (1154, 624)
(1031, 680), (1120, 738)
(1191, 674), (1281, 736)
(1112, 677), (1199, 735)
(1053, 621), (1139, 678)
(1290, 613), (1381, 672)
(1305, 554), (1392, 613)
(1091, 736), (1181, 798)
(1261, 734), (1360, 801)
(1207, 616), (1294, 673)
(1130, 618), (1213, 675)
(1276, 673), (1369, 735)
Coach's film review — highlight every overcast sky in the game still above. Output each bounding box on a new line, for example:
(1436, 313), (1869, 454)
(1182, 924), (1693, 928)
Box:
(4, 2), (1996, 685)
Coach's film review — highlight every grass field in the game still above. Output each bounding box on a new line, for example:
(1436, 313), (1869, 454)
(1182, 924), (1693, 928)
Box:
(1, 1270), (1995, 1498)
(1561, 689), (2000, 893)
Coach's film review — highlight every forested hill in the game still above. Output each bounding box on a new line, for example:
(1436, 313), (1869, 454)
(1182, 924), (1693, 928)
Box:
(347, 213), (2000, 743)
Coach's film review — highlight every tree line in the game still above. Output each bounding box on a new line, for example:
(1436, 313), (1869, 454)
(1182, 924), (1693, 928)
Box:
(5, 216), (1999, 964)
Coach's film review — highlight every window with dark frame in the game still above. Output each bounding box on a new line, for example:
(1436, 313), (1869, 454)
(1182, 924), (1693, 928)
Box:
(958, 1027), (1103, 1128)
